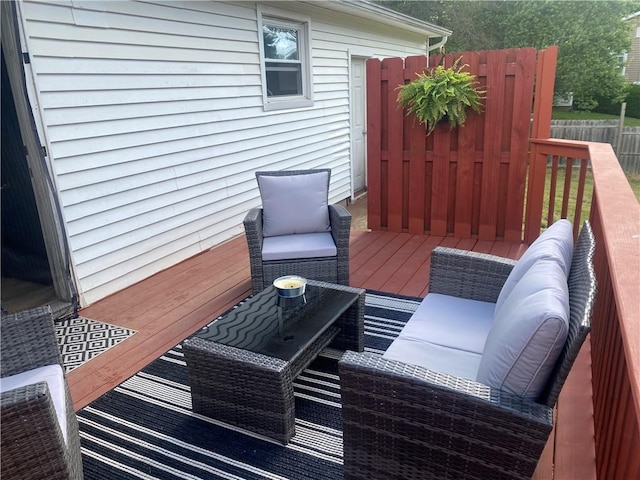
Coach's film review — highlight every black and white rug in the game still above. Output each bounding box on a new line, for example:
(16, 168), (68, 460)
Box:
(78, 291), (421, 479)
(56, 316), (137, 373)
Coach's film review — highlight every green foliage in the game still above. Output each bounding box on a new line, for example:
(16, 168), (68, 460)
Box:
(624, 84), (640, 119)
(379, 0), (638, 112)
(594, 84), (640, 119)
(396, 58), (485, 135)
(593, 92), (624, 116)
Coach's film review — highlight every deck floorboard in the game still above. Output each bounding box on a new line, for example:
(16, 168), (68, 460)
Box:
(70, 228), (594, 479)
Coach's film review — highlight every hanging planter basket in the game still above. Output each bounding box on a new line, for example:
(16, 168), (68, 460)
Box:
(397, 57), (486, 136)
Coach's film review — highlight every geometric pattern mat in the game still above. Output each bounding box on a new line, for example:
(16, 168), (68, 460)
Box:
(55, 316), (136, 374)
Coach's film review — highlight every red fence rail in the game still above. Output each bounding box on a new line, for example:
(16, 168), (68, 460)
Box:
(366, 47), (557, 242)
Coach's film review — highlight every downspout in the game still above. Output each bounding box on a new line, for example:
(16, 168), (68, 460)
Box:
(427, 35), (448, 55)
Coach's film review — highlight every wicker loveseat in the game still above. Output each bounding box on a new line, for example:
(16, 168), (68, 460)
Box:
(0, 307), (83, 480)
(244, 169), (351, 294)
(339, 221), (596, 480)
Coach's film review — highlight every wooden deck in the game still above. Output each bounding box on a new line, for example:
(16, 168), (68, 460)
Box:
(70, 228), (595, 479)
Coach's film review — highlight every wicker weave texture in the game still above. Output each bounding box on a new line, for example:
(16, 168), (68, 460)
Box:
(244, 169), (351, 294)
(429, 247), (516, 303)
(0, 307), (83, 480)
(539, 221), (596, 407)
(339, 222), (597, 480)
(183, 281), (365, 444)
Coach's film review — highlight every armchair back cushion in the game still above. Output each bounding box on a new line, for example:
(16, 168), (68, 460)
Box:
(257, 170), (331, 237)
(495, 219), (573, 317)
(477, 258), (570, 400)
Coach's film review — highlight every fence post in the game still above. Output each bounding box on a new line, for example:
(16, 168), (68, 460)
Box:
(524, 142), (546, 244)
(616, 102), (626, 154)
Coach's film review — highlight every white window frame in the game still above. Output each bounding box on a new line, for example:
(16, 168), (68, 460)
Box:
(257, 5), (313, 111)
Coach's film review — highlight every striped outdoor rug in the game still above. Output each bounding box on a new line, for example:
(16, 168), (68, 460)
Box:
(77, 290), (421, 479)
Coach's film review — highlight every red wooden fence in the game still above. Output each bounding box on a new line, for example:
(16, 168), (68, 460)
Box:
(366, 47), (557, 242)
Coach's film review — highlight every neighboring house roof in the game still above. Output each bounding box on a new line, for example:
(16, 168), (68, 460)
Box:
(623, 11), (640, 21)
(306, 0), (452, 38)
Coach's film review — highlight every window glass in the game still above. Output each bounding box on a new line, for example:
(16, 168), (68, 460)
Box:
(265, 62), (302, 96)
(263, 22), (303, 97)
(263, 25), (299, 61)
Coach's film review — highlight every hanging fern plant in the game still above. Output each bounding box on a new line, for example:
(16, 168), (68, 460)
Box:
(397, 57), (486, 135)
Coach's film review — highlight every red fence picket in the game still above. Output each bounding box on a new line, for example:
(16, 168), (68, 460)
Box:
(366, 47), (551, 241)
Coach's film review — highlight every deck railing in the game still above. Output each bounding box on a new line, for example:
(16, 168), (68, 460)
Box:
(526, 138), (640, 479)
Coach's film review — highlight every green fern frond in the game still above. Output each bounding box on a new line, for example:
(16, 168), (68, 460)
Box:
(396, 56), (486, 135)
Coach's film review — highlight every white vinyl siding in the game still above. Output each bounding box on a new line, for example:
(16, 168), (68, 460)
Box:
(17, 0), (429, 305)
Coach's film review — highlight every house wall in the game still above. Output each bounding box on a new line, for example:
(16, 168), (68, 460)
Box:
(625, 14), (640, 83)
(16, 0), (430, 305)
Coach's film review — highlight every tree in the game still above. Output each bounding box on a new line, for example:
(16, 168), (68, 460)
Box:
(379, 0), (638, 110)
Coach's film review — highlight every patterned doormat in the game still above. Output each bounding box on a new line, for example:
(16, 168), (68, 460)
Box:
(55, 316), (136, 373)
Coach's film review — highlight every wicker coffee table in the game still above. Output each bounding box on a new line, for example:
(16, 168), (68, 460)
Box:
(182, 280), (365, 444)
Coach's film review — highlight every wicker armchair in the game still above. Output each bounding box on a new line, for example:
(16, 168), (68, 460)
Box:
(339, 222), (596, 480)
(244, 169), (351, 293)
(1, 307), (83, 480)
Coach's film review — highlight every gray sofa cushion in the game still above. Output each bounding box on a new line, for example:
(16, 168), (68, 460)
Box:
(476, 258), (570, 400)
(258, 171), (331, 237)
(495, 219), (573, 318)
(381, 293), (494, 380)
(383, 336), (482, 381)
(397, 293), (495, 355)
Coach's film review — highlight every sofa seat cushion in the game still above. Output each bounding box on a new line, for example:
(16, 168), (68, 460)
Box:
(477, 258), (570, 400)
(262, 232), (337, 261)
(495, 219), (573, 317)
(258, 171), (331, 237)
(0, 363), (68, 443)
(398, 293), (495, 355)
(383, 337), (482, 381)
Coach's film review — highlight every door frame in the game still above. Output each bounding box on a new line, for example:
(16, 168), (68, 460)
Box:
(1, 1), (76, 308)
(348, 50), (371, 200)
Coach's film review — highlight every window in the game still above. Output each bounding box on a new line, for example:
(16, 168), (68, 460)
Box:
(258, 8), (312, 110)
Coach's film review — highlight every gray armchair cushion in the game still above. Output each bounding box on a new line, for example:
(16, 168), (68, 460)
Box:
(477, 258), (570, 400)
(257, 170), (331, 237)
(495, 219), (573, 317)
(262, 232), (337, 261)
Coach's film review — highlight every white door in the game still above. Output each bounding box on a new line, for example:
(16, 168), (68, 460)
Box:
(350, 57), (366, 195)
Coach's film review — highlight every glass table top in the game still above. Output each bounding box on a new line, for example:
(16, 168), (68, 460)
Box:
(194, 284), (359, 362)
